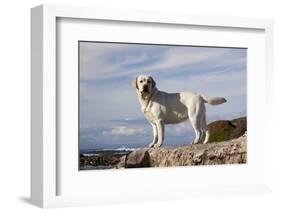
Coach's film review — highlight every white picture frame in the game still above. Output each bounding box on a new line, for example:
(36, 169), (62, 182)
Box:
(31, 4), (274, 208)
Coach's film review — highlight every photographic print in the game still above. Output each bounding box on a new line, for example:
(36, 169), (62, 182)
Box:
(79, 41), (247, 170)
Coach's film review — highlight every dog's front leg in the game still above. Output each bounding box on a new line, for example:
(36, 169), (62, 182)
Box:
(149, 123), (158, 148)
(154, 120), (164, 148)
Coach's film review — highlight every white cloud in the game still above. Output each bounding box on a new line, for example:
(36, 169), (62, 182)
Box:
(157, 67), (246, 97)
(142, 47), (228, 73)
(172, 121), (192, 136)
(102, 126), (146, 136)
(79, 42), (237, 81)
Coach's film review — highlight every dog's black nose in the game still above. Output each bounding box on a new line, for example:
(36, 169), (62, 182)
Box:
(143, 85), (148, 92)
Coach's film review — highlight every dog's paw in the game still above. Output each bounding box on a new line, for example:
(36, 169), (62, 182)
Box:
(148, 143), (162, 148)
(192, 139), (201, 144)
(148, 142), (155, 148)
(152, 144), (162, 148)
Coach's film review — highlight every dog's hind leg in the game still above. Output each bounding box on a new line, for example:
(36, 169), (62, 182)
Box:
(201, 115), (210, 144)
(201, 112), (210, 144)
(203, 129), (210, 144)
(189, 105), (202, 144)
(199, 104), (210, 144)
(190, 118), (201, 144)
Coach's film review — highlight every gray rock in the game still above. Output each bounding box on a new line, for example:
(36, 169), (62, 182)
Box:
(120, 135), (246, 168)
(115, 155), (127, 169)
(125, 148), (150, 168)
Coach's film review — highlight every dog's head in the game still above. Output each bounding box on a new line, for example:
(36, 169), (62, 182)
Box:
(132, 74), (156, 98)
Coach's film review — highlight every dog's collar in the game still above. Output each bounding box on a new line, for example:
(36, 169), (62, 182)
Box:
(142, 88), (158, 113)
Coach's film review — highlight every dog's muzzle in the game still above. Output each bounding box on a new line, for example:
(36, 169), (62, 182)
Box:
(143, 85), (149, 93)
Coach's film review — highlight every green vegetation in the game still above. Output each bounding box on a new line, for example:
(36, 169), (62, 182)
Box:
(208, 117), (246, 143)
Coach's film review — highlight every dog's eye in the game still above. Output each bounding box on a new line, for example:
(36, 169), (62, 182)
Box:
(147, 80), (151, 83)
(140, 80), (143, 83)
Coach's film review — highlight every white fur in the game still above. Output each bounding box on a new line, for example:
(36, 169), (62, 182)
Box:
(133, 74), (227, 148)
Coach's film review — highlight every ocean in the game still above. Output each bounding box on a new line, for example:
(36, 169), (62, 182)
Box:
(79, 147), (135, 170)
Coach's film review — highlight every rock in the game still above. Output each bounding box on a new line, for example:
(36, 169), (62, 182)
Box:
(208, 117), (247, 142)
(80, 154), (124, 169)
(115, 155), (127, 169)
(120, 135), (246, 168)
(125, 148), (150, 168)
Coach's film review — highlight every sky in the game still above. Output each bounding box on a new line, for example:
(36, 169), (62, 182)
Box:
(79, 42), (247, 151)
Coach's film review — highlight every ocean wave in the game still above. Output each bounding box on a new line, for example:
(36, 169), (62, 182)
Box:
(92, 146), (135, 152)
(81, 146), (135, 156)
(82, 153), (99, 157)
(113, 146), (135, 151)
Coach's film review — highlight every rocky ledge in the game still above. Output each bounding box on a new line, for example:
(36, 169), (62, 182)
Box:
(80, 117), (247, 169)
(117, 134), (247, 169)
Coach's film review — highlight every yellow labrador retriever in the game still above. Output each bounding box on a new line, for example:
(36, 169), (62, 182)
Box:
(132, 74), (226, 148)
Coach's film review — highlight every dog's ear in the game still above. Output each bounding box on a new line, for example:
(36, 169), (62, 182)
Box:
(131, 77), (138, 89)
(150, 77), (156, 88)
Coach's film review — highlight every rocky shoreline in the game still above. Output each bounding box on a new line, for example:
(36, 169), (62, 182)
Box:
(117, 134), (246, 168)
(79, 117), (247, 170)
(79, 151), (132, 170)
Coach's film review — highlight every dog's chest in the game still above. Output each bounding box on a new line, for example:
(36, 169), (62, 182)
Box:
(143, 110), (156, 123)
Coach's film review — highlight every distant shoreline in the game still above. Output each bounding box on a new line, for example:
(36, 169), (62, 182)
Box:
(80, 149), (133, 170)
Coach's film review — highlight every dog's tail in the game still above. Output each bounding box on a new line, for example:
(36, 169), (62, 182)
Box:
(201, 95), (227, 105)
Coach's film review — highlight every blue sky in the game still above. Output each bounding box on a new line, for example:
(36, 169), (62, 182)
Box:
(79, 42), (246, 151)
